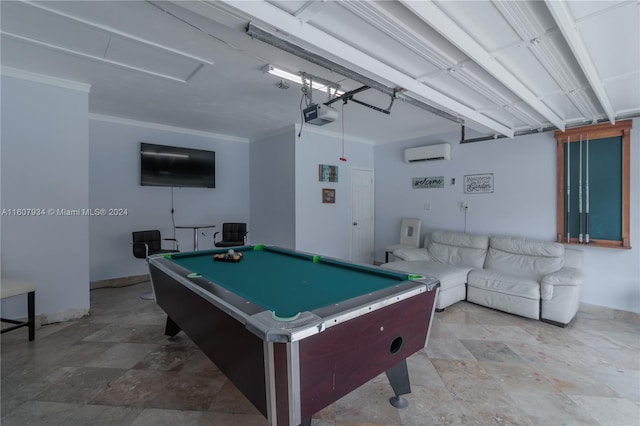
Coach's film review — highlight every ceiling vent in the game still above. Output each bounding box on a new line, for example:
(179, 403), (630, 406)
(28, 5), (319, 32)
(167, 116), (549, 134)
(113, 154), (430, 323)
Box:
(404, 143), (451, 163)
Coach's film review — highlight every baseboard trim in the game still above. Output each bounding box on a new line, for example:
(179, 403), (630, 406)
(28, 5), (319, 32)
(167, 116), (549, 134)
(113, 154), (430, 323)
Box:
(579, 302), (640, 324)
(40, 308), (89, 325)
(90, 274), (149, 290)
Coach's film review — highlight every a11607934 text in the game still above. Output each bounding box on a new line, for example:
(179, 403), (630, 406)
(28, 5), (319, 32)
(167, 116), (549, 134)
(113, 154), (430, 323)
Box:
(1, 208), (128, 217)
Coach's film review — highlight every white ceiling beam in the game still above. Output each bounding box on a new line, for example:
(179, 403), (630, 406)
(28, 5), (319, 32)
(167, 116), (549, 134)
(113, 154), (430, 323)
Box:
(1, 31), (190, 84)
(23, 1), (214, 66)
(492, 0), (600, 122)
(400, 0), (566, 131)
(195, 0), (514, 137)
(340, 1), (455, 70)
(343, 1), (542, 129)
(293, 1), (328, 23)
(544, 0), (616, 124)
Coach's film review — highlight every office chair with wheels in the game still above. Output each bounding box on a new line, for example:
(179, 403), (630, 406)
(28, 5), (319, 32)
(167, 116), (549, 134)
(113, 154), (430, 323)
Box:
(132, 230), (179, 299)
(213, 223), (248, 247)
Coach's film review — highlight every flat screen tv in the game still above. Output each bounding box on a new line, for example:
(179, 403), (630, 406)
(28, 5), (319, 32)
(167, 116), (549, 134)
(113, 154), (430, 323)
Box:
(140, 142), (215, 188)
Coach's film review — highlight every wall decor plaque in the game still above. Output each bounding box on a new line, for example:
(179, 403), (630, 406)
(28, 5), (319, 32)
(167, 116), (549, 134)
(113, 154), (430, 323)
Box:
(412, 176), (444, 189)
(464, 173), (494, 194)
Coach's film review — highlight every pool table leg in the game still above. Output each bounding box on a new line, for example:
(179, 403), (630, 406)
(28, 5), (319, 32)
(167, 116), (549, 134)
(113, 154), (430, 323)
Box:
(164, 316), (182, 337)
(385, 359), (411, 409)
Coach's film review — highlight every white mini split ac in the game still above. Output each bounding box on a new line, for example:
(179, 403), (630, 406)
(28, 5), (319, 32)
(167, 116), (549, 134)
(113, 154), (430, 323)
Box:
(404, 143), (451, 163)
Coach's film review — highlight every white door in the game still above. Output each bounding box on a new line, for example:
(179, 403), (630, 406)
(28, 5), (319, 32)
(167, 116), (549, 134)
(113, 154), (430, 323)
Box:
(351, 168), (374, 264)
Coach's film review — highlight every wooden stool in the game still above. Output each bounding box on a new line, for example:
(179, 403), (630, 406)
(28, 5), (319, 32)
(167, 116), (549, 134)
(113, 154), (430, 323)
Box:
(1, 277), (35, 341)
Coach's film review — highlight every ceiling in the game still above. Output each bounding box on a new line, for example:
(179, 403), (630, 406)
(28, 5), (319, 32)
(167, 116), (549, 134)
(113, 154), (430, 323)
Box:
(1, 1), (638, 143)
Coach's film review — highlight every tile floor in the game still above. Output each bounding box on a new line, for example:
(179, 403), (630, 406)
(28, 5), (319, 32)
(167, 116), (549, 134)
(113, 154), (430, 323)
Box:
(1, 282), (639, 425)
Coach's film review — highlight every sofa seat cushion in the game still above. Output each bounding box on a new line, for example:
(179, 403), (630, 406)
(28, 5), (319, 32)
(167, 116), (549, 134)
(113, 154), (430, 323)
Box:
(392, 247), (430, 261)
(468, 269), (540, 300)
(485, 236), (564, 279)
(428, 231), (489, 269)
(383, 260), (471, 291)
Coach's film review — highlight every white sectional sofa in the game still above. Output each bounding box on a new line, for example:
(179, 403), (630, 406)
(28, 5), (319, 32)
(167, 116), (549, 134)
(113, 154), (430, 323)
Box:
(382, 231), (584, 327)
(383, 231), (488, 312)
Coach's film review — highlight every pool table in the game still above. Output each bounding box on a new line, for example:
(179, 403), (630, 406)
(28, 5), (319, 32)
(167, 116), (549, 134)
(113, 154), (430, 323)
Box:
(148, 245), (439, 426)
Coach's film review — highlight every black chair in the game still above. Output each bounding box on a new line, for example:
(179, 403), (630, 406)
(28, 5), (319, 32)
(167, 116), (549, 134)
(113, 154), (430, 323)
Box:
(132, 230), (179, 299)
(132, 230), (179, 259)
(213, 223), (248, 247)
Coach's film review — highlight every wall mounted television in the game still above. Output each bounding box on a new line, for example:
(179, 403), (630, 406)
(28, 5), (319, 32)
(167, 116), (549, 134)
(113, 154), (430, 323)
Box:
(140, 142), (215, 188)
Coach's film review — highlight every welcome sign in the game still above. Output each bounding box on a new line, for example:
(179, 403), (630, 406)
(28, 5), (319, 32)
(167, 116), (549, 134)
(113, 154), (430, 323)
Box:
(412, 176), (444, 189)
(464, 173), (494, 194)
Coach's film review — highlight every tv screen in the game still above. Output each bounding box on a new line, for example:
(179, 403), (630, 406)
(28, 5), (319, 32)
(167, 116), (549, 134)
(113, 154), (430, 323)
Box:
(140, 142), (215, 188)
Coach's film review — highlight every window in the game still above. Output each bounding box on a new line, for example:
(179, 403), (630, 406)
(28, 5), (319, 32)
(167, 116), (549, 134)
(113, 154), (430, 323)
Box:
(555, 120), (631, 249)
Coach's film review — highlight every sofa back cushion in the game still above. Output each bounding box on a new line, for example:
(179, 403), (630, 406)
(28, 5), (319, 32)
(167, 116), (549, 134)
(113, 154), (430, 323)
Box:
(427, 231), (489, 268)
(485, 236), (564, 279)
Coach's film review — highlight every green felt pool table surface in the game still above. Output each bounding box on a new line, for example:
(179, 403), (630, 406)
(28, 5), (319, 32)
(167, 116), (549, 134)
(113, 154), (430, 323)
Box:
(167, 245), (415, 318)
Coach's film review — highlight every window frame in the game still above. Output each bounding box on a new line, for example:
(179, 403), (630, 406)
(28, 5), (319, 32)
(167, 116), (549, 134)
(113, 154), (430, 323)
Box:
(554, 120), (632, 249)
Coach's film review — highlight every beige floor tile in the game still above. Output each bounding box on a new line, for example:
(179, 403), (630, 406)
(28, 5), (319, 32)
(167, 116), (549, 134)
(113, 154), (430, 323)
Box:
(425, 338), (477, 361)
(2, 284), (639, 425)
(508, 391), (600, 425)
(568, 395), (640, 426)
(84, 342), (160, 369)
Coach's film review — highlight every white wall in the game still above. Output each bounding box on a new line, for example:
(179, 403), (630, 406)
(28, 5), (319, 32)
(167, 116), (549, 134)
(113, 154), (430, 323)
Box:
(295, 126), (375, 259)
(375, 119), (640, 313)
(376, 130), (557, 244)
(2, 73), (636, 321)
(1, 74), (90, 322)
(89, 117), (250, 281)
(249, 127), (296, 248)
(249, 124), (376, 259)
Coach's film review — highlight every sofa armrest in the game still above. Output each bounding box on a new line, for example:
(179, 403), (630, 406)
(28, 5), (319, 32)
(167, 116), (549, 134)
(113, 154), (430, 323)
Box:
(392, 248), (431, 261)
(541, 267), (584, 301)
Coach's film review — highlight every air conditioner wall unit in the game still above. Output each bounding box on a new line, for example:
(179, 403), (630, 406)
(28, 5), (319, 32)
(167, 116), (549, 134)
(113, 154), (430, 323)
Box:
(404, 143), (451, 163)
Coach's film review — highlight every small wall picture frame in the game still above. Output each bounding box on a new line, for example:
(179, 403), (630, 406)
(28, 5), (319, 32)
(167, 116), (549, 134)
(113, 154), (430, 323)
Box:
(319, 164), (338, 182)
(322, 188), (336, 203)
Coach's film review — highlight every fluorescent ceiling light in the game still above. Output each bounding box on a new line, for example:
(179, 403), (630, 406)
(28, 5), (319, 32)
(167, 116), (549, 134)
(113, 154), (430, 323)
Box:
(265, 66), (300, 82)
(263, 65), (344, 96)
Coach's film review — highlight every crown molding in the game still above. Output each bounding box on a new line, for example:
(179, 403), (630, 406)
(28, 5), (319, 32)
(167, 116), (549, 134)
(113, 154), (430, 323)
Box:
(1, 66), (91, 93)
(295, 123), (376, 145)
(88, 113), (249, 143)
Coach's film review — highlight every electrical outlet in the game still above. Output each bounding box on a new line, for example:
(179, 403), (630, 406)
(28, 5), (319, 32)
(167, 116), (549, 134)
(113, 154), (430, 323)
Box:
(460, 202), (470, 212)
(424, 202), (431, 211)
